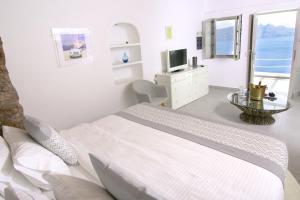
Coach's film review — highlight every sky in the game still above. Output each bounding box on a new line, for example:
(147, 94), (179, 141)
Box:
(216, 19), (236, 29)
(258, 11), (297, 28)
(216, 11), (297, 29)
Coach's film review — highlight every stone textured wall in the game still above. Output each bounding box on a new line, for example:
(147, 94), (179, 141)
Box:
(0, 37), (25, 135)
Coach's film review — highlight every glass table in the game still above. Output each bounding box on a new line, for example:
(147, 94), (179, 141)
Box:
(227, 92), (290, 125)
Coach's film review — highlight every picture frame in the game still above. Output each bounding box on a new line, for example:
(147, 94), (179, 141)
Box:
(196, 32), (203, 50)
(52, 28), (93, 66)
(165, 26), (173, 40)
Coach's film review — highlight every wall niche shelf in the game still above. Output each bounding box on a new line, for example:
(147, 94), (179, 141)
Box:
(110, 23), (143, 84)
(112, 60), (142, 69)
(110, 43), (141, 49)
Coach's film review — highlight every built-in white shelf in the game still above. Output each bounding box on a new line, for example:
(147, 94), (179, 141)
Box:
(110, 22), (143, 84)
(112, 60), (142, 69)
(110, 43), (141, 49)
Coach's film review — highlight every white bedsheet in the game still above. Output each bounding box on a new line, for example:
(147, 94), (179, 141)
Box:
(61, 115), (284, 200)
(68, 162), (100, 185)
(0, 146), (100, 200)
(38, 162), (102, 200)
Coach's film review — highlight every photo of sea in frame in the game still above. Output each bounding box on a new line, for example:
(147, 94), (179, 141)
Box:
(60, 33), (87, 61)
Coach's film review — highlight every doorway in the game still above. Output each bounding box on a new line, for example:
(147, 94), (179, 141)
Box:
(249, 10), (297, 97)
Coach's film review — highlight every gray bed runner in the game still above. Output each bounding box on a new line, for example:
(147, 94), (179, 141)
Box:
(116, 103), (288, 183)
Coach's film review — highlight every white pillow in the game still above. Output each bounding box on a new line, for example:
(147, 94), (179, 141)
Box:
(0, 137), (41, 198)
(3, 126), (71, 190)
(4, 184), (48, 200)
(4, 185), (31, 200)
(0, 136), (11, 178)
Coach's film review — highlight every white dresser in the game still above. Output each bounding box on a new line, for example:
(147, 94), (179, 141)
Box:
(154, 67), (208, 109)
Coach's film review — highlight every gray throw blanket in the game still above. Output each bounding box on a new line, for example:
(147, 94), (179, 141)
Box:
(116, 103), (288, 183)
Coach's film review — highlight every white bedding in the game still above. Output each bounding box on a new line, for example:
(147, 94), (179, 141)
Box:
(0, 135), (100, 200)
(0, 157), (99, 200)
(68, 162), (100, 185)
(61, 115), (284, 200)
(40, 164), (101, 200)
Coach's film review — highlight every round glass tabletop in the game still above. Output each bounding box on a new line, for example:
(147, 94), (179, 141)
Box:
(227, 92), (290, 112)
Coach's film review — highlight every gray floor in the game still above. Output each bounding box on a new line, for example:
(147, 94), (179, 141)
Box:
(179, 86), (300, 183)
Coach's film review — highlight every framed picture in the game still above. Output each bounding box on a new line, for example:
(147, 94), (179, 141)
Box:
(197, 36), (202, 50)
(196, 32), (203, 50)
(165, 26), (173, 40)
(52, 28), (93, 66)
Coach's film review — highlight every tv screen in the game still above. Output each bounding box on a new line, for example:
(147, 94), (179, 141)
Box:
(169, 49), (187, 68)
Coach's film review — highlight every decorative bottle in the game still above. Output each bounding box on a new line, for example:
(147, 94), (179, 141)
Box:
(122, 52), (129, 63)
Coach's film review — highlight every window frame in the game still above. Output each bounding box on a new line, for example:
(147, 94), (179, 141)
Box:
(214, 16), (239, 58)
(203, 14), (242, 60)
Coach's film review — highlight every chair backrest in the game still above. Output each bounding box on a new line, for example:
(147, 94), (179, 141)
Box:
(132, 80), (156, 96)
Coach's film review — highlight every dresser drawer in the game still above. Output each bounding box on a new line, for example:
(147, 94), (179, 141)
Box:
(171, 73), (192, 83)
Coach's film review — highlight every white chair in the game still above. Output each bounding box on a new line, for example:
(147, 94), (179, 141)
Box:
(132, 80), (168, 106)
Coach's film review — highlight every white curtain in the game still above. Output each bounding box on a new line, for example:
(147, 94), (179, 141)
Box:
(289, 8), (300, 98)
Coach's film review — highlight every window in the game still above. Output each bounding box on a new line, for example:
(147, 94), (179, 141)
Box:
(249, 10), (297, 97)
(215, 18), (236, 56)
(203, 15), (242, 59)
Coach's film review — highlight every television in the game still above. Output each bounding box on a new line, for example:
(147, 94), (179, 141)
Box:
(167, 49), (187, 73)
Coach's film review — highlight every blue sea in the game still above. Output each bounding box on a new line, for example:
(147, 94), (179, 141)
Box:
(216, 36), (294, 74)
(255, 36), (294, 74)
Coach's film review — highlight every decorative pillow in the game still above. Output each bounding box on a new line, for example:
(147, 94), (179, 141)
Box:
(3, 126), (71, 190)
(89, 154), (155, 200)
(43, 173), (114, 200)
(4, 184), (48, 200)
(24, 116), (78, 165)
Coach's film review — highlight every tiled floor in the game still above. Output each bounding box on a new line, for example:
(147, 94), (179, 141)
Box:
(179, 86), (300, 183)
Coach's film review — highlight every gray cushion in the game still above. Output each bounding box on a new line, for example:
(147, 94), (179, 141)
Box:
(89, 153), (155, 200)
(24, 116), (78, 165)
(43, 173), (114, 200)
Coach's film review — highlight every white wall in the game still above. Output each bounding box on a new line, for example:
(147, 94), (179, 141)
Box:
(204, 0), (300, 88)
(0, 0), (205, 129)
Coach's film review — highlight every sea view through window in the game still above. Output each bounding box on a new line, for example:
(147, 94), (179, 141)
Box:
(254, 11), (297, 75)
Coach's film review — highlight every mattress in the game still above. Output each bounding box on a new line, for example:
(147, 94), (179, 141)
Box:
(61, 106), (286, 200)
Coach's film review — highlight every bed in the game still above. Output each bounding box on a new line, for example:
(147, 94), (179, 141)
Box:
(60, 103), (300, 200)
(60, 103), (288, 200)
(1, 36), (300, 200)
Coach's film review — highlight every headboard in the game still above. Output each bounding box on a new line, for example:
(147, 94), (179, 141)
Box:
(0, 37), (25, 136)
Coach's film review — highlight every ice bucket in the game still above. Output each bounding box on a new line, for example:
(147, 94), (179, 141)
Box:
(249, 82), (266, 101)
